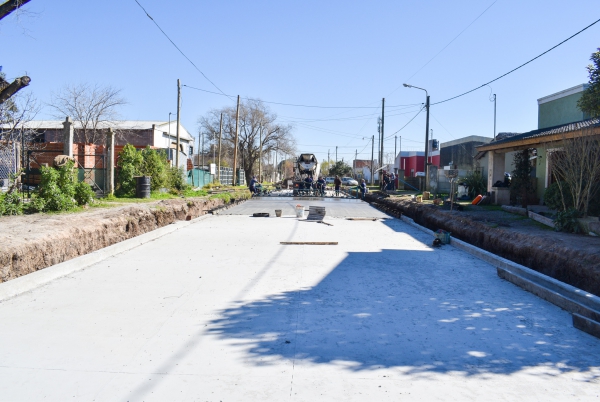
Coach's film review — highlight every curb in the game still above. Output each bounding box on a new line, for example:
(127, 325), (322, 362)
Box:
(0, 214), (213, 303)
(400, 214), (600, 339)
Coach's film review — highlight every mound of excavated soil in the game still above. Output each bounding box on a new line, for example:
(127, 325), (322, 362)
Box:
(367, 195), (600, 297)
(0, 197), (241, 283)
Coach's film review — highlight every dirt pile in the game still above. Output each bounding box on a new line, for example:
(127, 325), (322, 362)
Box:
(366, 194), (600, 296)
(0, 197), (242, 283)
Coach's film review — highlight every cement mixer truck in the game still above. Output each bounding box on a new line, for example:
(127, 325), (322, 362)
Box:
(292, 153), (321, 196)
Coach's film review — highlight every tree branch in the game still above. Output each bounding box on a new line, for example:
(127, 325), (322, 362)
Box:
(0, 0), (31, 21)
(0, 76), (30, 105)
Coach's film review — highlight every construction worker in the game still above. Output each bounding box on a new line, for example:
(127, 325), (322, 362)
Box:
(249, 176), (258, 195)
(334, 175), (341, 197)
(316, 176), (326, 196)
(359, 179), (368, 199)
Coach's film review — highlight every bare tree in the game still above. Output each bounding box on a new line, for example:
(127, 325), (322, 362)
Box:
(0, 90), (41, 146)
(551, 126), (600, 217)
(48, 83), (126, 144)
(198, 99), (296, 183)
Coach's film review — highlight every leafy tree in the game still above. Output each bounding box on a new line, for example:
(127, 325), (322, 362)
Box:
(329, 160), (352, 177)
(510, 149), (535, 208)
(578, 48), (600, 117)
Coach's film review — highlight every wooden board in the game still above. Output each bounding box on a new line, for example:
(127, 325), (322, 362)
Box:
(280, 242), (338, 245)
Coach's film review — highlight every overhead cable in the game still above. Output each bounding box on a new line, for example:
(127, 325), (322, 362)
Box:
(132, 0), (232, 100)
(385, 106), (425, 139)
(432, 16), (600, 106)
(183, 84), (418, 109)
(388, 0), (497, 97)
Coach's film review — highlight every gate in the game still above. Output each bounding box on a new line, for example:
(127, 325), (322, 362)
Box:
(73, 153), (106, 194)
(0, 144), (17, 188)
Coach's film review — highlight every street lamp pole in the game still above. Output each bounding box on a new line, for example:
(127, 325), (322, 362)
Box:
(403, 83), (430, 190)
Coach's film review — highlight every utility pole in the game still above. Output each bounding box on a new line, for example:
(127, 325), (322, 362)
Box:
(370, 135), (374, 185)
(232, 95), (240, 186)
(394, 135), (397, 165)
(380, 98), (385, 170)
(354, 149), (357, 179)
(218, 113), (222, 183)
(176, 79), (181, 169)
(335, 146), (338, 164)
(424, 95), (430, 188)
(201, 131), (204, 169)
(493, 94), (497, 140)
(399, 136), (402, 171)
(259, 123), (263, 182)
(197, 132), (200, 169)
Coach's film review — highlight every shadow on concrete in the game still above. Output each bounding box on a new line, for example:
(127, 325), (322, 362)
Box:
(207, 248), (600, 377)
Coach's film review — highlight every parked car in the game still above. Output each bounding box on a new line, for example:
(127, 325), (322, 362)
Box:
(325, 177), (335, 184)
(341, 177), (358, 186)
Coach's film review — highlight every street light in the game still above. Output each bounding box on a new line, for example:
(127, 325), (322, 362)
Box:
(168, 112), (174, 164)
(403, 83), (430, 190)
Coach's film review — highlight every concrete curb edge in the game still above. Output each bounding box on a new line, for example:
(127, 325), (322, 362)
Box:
(0, 214), (213, 302)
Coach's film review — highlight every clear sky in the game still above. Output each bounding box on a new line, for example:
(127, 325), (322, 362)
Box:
(2, 0), (599, 164)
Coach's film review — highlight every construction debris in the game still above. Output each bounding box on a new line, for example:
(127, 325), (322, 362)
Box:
(346, 217), (377, 221)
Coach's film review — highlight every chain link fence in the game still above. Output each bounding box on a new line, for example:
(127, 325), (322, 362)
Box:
(0, 144), (17, 189)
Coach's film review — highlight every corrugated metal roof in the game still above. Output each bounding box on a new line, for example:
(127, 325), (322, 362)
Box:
(1, 120), (194, 140)
(484, 117), (600, 147)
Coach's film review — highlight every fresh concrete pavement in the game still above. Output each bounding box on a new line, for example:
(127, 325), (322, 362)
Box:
(0, 198), (599, 401)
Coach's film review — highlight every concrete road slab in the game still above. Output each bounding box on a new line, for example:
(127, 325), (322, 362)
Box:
(221, 196), (389, 218)
(0, 215), (598, 401)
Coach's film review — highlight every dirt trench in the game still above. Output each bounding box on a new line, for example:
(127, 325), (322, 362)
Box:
(366, 194), (600, 297)
(0, 197), (244, 283)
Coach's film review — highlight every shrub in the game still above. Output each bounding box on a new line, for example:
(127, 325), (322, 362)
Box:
(554, 208), (581, 233)
(140, 147), (168, 191)
(34, 163), (77, 212)
(167, 166), (188, 191)
(74, 181), (95, 206)
(116, 144), (143, 196)
(462, 170), (486, 198)
(0, 191), (23, 216)
(544, 181), (573, 211)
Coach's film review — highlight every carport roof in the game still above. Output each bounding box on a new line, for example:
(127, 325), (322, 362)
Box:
(477, 117), (600, 153)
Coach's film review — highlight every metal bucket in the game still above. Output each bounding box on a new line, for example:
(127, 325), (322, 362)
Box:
(135, 176), (151, 198)
(275, 209), (282, 217)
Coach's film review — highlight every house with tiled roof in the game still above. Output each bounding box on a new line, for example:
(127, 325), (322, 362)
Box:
(476, 84), (599, 205)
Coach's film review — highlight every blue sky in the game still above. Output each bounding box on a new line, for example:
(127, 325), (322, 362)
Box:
(1, 0), (599, 163)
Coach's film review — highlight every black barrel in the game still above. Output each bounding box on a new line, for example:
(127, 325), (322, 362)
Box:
(135, 176), (151, 198)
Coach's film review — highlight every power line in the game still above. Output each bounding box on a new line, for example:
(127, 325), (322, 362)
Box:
(132, 0), (232, 100)
(278, 107), (423, 124)
(385, 106), (425, 139)
(388, 0), (497, 97)
(183, 84), (416, 109)
(433, 16), (600, 106)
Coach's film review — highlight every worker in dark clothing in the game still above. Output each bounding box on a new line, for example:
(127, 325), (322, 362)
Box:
(334, 175), (341, 197)
(304, 176), (314, 195)
(249, 176), (258, 195)
(359, 179), (368, 199)
(316, 176), (326, 196)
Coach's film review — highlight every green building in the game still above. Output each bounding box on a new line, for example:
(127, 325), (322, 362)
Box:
(538, 84), (590, 129)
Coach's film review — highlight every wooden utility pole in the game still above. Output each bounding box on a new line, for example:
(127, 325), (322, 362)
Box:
(176, 79), (181, 169)
(354, 149), (357, 179)
(218, 113), (222, 183)
(259, 123), (263, 182)
(232, 95), (240, 186)
(380, 98), (385, 170)
(370, 135), (374, 185)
